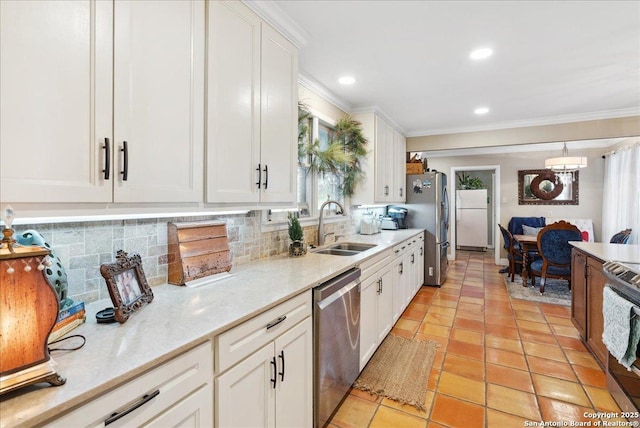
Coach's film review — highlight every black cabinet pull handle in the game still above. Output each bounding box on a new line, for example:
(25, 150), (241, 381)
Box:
(104, 389), (159, 426)
(121, 141), (128, 181)
(400, 187), (403, 197)
(103, 138), (111, 180)
(420, 247), (423, 256)
(270, 357), (277, 389)
(411, 254), (415, 263)
(278, 350), (285, 382)
(266, 315), (286, 330)
(263, 164), (268, 189)
(256, 163), (261, 189)
(384, 185), (389, 196)
(400, 262), (404, 274)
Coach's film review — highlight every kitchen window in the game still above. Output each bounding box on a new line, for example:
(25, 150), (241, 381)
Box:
(264, 112), (345, 226)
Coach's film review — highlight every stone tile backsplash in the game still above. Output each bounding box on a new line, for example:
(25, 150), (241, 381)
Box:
(13, 211), (356, 303)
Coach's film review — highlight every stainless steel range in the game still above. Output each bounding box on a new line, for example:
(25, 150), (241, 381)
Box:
(602, 261), (640, 415)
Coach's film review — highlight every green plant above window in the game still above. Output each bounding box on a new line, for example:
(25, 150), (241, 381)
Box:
(298, 102), (368, 198)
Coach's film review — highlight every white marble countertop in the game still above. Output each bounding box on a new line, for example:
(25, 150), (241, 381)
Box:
(570, 241), (640, 263)
(0, 229), (423, 427)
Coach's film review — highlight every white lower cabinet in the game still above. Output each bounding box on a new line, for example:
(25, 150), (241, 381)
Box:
(416, 234), (425, 292)
(392, 233), (424, 323)
(215, 292), (312, 428)
(47, 342), (213, 427)
(392, 242), (409, 323)
(359, 250), (393, 370)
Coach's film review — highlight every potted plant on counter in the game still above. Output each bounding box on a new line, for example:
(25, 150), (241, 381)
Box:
(288, 213), (307, 257)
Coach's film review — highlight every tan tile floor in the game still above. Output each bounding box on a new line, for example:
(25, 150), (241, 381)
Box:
(328, 250), (627, 428)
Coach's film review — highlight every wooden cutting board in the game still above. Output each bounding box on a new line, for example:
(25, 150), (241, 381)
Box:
(167, 221), (232, 286)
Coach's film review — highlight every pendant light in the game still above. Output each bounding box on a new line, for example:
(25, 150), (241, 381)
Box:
(545, 142), (587, 181)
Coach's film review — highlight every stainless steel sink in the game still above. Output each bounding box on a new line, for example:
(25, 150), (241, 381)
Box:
(328, 242), (377, 252)
(314, 242), (377, 256)
(314, 249), (360, 256)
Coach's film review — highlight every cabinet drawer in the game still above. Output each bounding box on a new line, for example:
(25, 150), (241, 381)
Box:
(358, 249), (392, 279)
(48, 341), (213, 427)
(216, 291), (311, 373)
(393, 240), (410, 256)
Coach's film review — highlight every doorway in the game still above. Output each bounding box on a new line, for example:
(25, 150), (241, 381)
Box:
(449, 165), (501, 267)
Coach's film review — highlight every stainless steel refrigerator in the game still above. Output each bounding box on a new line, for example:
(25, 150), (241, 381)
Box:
(404, 172), (450, 286)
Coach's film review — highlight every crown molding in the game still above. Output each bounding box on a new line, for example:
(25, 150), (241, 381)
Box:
(298, 72), (353, 113)
(350, 105), (407, 136)
(407, 108), (640, 137)
(418, 138), (626, 158)
(243, 0), (309, 48)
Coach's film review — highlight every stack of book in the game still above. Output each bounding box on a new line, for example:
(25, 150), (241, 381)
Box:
(48, 300), (86, 343)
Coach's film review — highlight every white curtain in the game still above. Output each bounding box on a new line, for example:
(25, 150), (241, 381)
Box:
(602, 143), (640, 245)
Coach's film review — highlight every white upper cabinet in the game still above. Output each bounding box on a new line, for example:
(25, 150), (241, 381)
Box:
(113, 0), (204, 203)
(351, 113), (406, 205)
(207, 1), (298, 206)
(394, 130), (407, 202)
(1, 1), (113, 203)
(0, 0), (204, 205)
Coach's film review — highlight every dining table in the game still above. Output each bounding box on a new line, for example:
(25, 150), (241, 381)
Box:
(513, 234), (538, 286)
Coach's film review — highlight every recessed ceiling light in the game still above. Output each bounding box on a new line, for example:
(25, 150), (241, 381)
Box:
(338, 76), (356, 85)
(474, 107), (489, 115)
(470, 48), (493, 60)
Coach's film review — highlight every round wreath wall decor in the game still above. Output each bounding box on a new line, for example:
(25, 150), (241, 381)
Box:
(529, 171), (563, 200)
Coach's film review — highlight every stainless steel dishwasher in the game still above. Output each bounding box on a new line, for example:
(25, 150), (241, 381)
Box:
(313, 267), (361, 428)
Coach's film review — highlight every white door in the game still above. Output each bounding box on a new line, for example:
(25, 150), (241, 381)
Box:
(259, 23), (298, 205)
(216, 343), (276, 428)
(0, 0), (113, 203)
(207, 0), (261, 204)
(377, 265), (394, 343)
(360, 274), (380, 370)
(113, 0), (204, 203)
(274, 318), (312, 428)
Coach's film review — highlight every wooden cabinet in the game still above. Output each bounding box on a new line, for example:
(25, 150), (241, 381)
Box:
(570, 248), (608, 368)
(1, 0), (204, 204)
(207, 0), (297, 206)
(351, 113), (406, 205)
(48, 342), (213, 427)
(571, 249), (588, 338)
(215, 292), (312, 428)
(359, 249), (393, 370)
(586, 257), (608, 366)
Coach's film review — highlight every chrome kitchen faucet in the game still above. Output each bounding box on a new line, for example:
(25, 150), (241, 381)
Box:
(317, 200), (346, 246)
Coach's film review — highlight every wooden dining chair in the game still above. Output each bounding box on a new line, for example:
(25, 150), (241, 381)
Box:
(498, 224), (525, 282)
(529, 221), (582, 294)
(610, 229), (632, 244)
